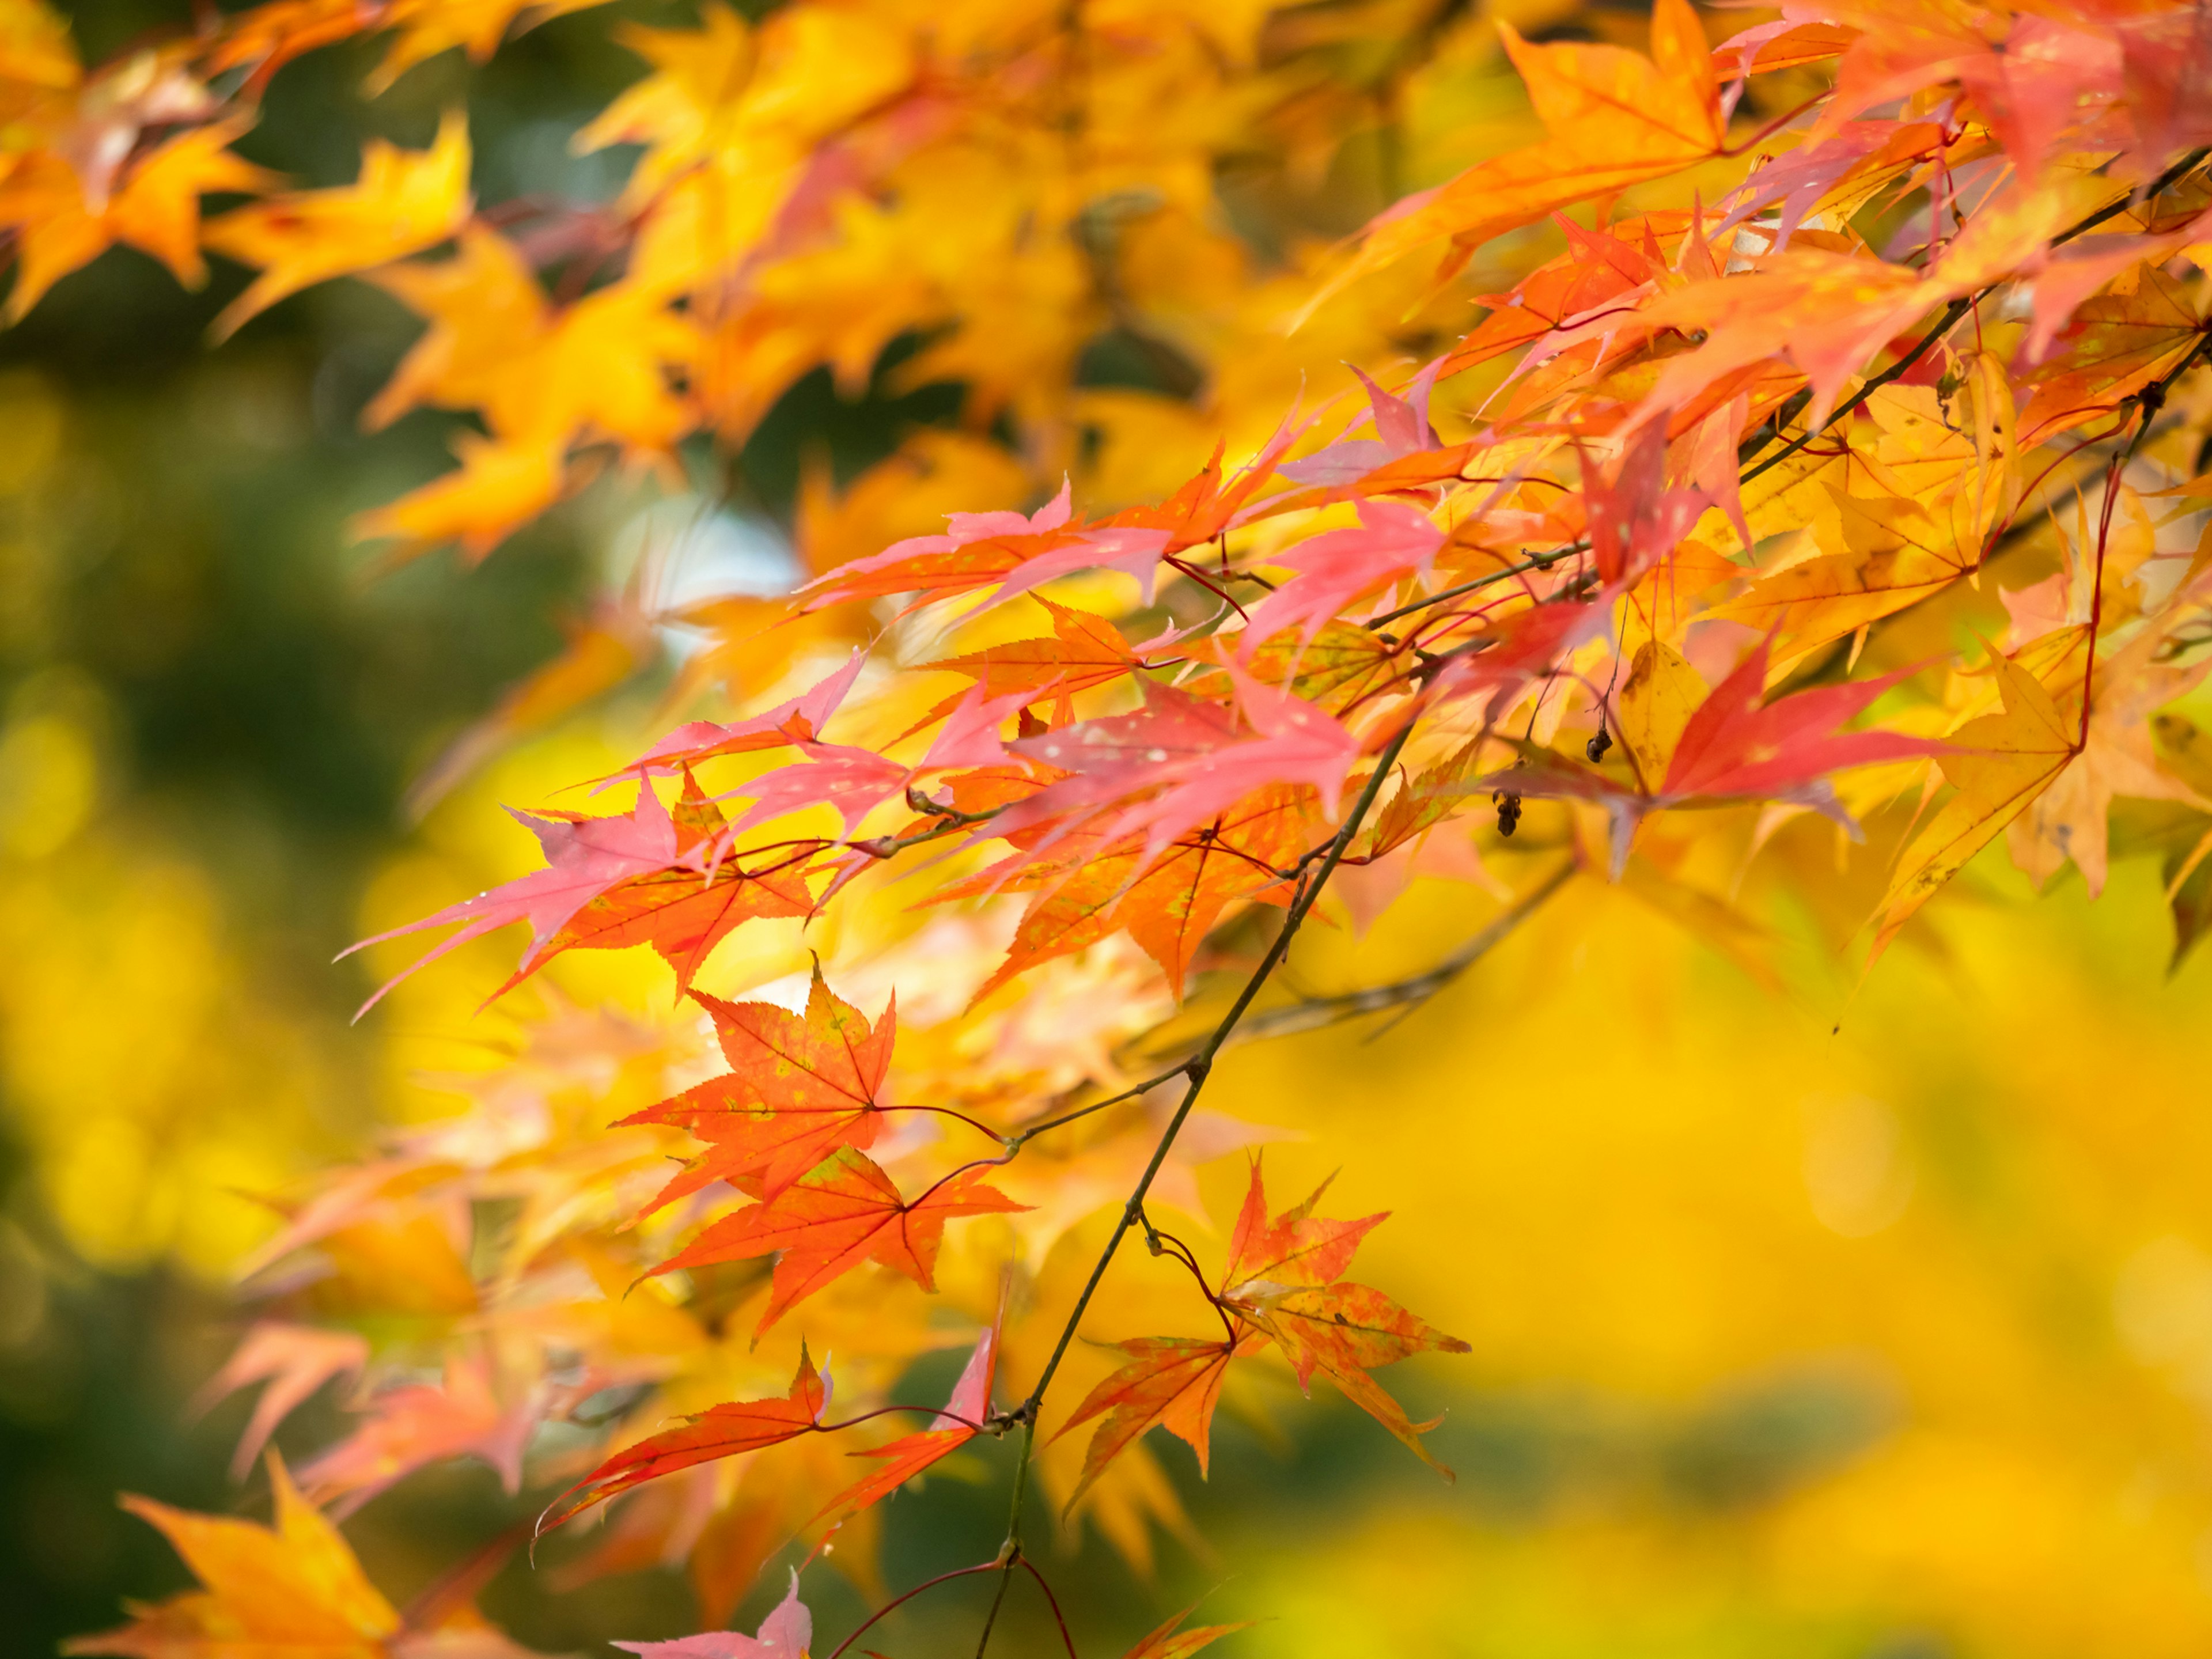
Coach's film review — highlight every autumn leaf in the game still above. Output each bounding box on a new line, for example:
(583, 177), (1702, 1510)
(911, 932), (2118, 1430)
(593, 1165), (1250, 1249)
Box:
(540, 1349), (829, 1533)
(1214, 1157), (1468, 1475)
(908, 596), (1146, 730)
(1315, 0), (1721, 305)
(66, 1452), (403, 1658)
(941, 784), (1311, 999)
(342, 772), (813, 1015)
(813, 1324), (998, 1532)
(645, 1148), (1027, 1335)
(299, 1354), (536, 1517)
(998, 677), (1358, 868)
(1053, 1334), (1263, 1509)
(190, 1321), (369, 1482)
(1122, 1605), (1256, 1659)
(623, 968), (896, 1208)
(0, 118), (277, 320)
(2017, 262), (2206, 445)
(1873, 638), (2084, 956)
(203, 111), (473, 338)
(615, 1568), (812, 1659)
(1221, 1158), (1384, 1289)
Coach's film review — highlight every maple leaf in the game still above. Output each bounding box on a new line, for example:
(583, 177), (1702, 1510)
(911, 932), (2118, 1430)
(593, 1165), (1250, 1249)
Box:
(1096, 415), (1308, 560)
(800, 482), (1090, 609)
(299, 1355), (537, 1517)
(540, 1349), (829, 1533)
(1316, 0), (1721, 304)
(1240, 498), (1445, 645)
(2017, 263), (2206, 445)
(1185, 621), (1404, 714)
(0, 117), (277, 320)
(66, 1452), (404, 1658)
(935, 779), (1310, 998)
(1052, 1334), (1263, 1509)
(1121, 1605), (1256, 1659)
(348, 430), (569, 569)
(998, 677), (1358, 867)
(1873, 638), (2083, 957)
(1213, 1157), (1467, 1474)
(645, 1147), (1027, 1336)
(626, 649), (868, 775)
(203, 111), (473, 338)
(624, 969), (896, 1208)
(343, 772), (812, 1015)
(1221, 1160), (1384, 1289)
(1281, 361), (1446, 488)
(908, 596), (1145, 730)
(1493, 639), (1945, 869)
(191, 1321), (369, 1482)
(813, 1324), (997, 1532)
(615, 1569), (812, 1659)
(2009, 624), (2212, 897)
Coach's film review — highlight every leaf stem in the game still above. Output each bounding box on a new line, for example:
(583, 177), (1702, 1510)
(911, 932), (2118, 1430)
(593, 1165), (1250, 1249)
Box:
(823, 1562), (1001, 1659)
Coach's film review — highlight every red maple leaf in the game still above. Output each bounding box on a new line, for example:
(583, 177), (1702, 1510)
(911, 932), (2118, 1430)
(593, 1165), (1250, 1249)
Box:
(813, 1323), (998, 1532)
(539, 1349), (829, 1533)
(645, 1148), (1027, 1336)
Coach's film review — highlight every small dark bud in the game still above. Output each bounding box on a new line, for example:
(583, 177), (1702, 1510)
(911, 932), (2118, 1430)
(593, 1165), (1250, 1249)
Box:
(1495, 791), (1522, 838)
(1585, 728), (1613, 763)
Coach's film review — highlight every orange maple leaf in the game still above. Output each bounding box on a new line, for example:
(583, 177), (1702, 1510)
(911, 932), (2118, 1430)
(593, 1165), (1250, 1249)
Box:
(540, 1348), (829, 1533)
(1052, 1332), (1264, 1510)
(624, 968), (897, 1209)
(1313, 0), (1722, 309)
(344, 770), (813, 1014)
(645, 1147), (1027, 1336)
(942, 783), (1312, 1001)
(812, 1324), (998, 1533)
(1216, 1157), (1468, 1477)
(1121, 1605), (1257, 1659)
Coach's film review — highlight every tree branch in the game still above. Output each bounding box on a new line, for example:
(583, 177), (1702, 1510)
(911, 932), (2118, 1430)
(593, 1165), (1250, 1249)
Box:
(1224, 858), (1576, 1046)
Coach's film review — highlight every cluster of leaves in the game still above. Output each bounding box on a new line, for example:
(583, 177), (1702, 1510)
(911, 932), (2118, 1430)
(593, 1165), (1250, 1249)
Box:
(36, 0), (2212, 1654)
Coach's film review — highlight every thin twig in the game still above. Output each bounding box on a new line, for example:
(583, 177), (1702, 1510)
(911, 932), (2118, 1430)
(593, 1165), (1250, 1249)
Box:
(824, 1562), (1001, 1659)
(1224, 859), (1575, 1045)
(1021, 1558), (1080, 1659)
(1009, 1063), (1195, 1146)
(1365, 544), (1587, 630)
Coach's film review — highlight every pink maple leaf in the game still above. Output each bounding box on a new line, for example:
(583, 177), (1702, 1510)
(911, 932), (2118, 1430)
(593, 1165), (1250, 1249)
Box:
(1281, 360), (1445, 487)
(341, 785), (699, 1016)
(616, 1570), (812, 1659)
(1241, 498), (1445, 645)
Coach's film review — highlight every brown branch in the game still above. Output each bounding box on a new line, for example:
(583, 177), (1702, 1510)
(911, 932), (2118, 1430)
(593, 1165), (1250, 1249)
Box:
(1224, 858), (1576, 1046)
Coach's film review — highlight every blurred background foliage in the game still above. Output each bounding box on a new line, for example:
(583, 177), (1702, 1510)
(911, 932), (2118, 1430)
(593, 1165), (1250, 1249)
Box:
(5, 1), (2212, 1656)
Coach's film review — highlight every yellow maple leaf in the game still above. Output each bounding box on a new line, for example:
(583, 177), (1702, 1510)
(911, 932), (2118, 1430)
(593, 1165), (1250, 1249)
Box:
(1872, 638), (2082, 958)
(65, 1452), (401, 1659)
(348, 430), (567, 568)
(367, 0), (618, 93)
(202, 111), (472, 339)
